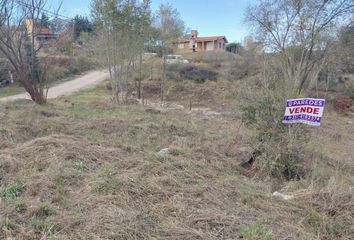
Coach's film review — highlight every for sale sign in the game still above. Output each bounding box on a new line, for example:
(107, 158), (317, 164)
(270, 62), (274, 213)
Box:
(283, 98), (325, 126)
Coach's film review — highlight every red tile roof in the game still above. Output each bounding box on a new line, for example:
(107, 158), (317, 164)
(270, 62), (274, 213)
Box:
(176, 36), (228, 43)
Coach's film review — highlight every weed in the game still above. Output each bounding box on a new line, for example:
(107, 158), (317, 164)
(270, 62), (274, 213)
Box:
(0, 182), (25, 199)
(125, 144), (136, 153)
(15, 201), (27, 213)
(240, 224), (273, 240)
(346, 88), (354, 100)
(73, 161), (86, 171)
(31, 219), (57, 235)
(240, 185), (257, 205)
(32, 158), (47, 172)
(34, 204), (58, 217)
(0, 218), (16, 231)
(50, 167), (81, 190)
(168, 148), (182, 156)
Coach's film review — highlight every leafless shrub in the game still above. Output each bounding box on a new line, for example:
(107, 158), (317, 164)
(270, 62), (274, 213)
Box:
(166, 64), (217, 83)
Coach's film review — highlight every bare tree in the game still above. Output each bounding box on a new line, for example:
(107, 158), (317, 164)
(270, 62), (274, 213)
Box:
(0, 0), (61, 104)
(246, 0), (353, 96)
(92, 0), (152, 103)
(242, 0), (353, 179)
(155, 4), (184, 103)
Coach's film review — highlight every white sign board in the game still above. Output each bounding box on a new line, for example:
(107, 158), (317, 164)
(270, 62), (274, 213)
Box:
(283, 98), (325, 126)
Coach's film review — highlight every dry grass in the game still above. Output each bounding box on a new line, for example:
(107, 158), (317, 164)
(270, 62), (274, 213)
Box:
(0, 52), (353, 239)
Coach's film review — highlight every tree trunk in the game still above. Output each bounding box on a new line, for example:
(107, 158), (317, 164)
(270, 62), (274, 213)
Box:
(23, 80), (47, 104)
(137, 53), (143, 99)
(161, 55), (166, 104)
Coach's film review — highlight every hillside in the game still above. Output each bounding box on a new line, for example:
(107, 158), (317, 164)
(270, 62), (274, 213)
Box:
(0, 52), (353, 239)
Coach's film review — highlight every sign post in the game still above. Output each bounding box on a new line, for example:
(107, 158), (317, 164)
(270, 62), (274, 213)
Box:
(283, 98), (325, 126)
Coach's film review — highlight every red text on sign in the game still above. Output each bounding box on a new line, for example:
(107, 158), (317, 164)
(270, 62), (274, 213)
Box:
(289, 107), (320, 115)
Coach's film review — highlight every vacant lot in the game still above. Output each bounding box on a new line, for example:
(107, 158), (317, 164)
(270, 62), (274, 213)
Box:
(0, 53), (353, 239)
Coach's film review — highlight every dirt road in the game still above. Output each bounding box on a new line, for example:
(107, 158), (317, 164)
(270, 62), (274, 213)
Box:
(0, 70), (109, 102)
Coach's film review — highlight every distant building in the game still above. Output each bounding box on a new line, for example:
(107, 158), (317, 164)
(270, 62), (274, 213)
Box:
(175, 30), (228, 53)
(243, 36), (263, 53)
(243, 36), (254, 49)
(25, 19), (58, 49)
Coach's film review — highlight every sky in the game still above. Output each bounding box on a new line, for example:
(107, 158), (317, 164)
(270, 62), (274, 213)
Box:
(51, 0), (254, 43)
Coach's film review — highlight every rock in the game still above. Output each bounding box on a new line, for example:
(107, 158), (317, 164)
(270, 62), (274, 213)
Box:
(157, 148), (170, 157)
(272, 191), (294, 200)
(239, 146), (256, 168)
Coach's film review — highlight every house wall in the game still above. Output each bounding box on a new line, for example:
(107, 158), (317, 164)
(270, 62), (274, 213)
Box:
(175, 38), (227, 53)
(216, 39), (226, 50)
(175, 42), (190, 53)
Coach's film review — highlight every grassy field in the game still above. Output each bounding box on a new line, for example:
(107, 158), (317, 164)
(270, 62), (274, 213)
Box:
(0, 54), (353, 239)
(0, 85), (23, 98)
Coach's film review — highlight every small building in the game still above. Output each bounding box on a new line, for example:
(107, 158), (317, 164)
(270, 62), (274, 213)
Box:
(25, 19), (58, 49)
(175, 30), (228, 53)
(36, 27), (58, 48)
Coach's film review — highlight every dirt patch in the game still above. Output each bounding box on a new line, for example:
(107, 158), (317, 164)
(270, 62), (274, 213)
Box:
(335, 96), (354, 113)
(142, 84), (161, 98)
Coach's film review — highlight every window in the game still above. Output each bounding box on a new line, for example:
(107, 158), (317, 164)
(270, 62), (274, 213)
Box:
(219, 42), (222, 48)
(178, 43), (185, 49)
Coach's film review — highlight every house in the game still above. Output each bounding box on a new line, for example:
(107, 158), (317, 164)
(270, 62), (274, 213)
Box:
(175, 30), (228, 53)
(25, 19), (58, 49)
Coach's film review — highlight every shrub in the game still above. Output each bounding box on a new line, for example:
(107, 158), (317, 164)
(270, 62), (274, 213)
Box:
(241, 60), (311, 180)
(166, 64), (217, 83)
(51, 66), (69, 81)
(46, 56), (95, 82)
(180, 66), (217, 83)
(221, 51), (261, 81)
(56, 38), (73, 55)
(68, 64), (80, 75)
(145, 45), (172, 57)
(242, 95), (308, 180)
(346, 88), (354, 100)
(226, 43), (243, 54)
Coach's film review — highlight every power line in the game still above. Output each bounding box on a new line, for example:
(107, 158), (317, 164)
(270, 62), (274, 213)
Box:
(16, 1), (73, 23)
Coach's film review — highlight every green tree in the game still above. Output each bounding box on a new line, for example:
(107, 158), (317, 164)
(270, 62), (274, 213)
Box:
(39, 13), (50, 28)
(226, 42), (243, 54)
(73, 15), (93, 39)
